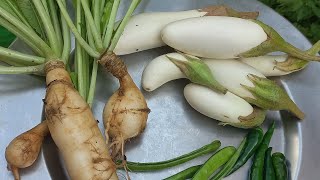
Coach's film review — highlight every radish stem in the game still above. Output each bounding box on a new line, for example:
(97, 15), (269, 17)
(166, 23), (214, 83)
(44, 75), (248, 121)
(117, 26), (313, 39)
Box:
(0, 64), (45, 74)
(0, 47), (45, 65)
(0, 7), (54, 58)
(32, 0), (61, 57)
(93, 0), (101, 35)
(118, 140), (221, 171)
(60, 0), (71, 63)
(80, 0), (103, 52)
(75, 0), (87, 99)
(103, 0), (120, 48)
(108, 0), (141, 52)
(87, 61), (98, 107)
(56, 0), (100, 58)
(3, 0), (32, 28)
(48, 0), (63, 52)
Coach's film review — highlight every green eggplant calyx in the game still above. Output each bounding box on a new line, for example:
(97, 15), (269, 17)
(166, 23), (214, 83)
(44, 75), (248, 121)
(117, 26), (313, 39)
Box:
(275, 40), (320, 72)
(202, 5), (259, 19)
(240, 20), (320, 62)
(241, 74), (304, 120)
(219, 107), (266, 129)
(167, 54), (227, 94)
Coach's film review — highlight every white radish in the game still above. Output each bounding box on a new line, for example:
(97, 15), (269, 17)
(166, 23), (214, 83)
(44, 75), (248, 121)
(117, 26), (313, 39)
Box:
(184, 83), (265, 128)
(161, 16), (320, 61)
(114, 6), (259, 55)
(142, 53), (187, 91)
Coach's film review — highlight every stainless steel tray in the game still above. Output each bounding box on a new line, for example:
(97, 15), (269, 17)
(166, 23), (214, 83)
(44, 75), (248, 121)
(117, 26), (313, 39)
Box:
(0, 0), (318, 179)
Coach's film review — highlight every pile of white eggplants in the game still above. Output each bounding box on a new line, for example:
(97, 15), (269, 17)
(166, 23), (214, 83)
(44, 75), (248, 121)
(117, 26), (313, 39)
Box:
(115, 6), (320, 128)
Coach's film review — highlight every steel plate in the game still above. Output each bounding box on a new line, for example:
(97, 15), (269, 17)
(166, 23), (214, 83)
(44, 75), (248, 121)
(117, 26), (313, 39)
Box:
(0, 0), (318, 179)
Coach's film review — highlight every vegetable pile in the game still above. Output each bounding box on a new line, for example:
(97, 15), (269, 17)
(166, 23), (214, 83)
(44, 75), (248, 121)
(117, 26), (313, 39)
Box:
(0, 1), (318, 180)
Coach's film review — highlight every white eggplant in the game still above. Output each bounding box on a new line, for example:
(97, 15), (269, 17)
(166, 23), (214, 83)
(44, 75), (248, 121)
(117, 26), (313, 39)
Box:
(161, 16), (320, 61)
(184, 83), (265, 128)
(142, 53), (304, 119)
(240, 55), (290, 76)
(114, 6), (259, 55)
(142, 53), (186, 91)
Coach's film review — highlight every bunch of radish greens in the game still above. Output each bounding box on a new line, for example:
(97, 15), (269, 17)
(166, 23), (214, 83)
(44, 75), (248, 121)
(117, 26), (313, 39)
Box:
(1, 1), (319, 180)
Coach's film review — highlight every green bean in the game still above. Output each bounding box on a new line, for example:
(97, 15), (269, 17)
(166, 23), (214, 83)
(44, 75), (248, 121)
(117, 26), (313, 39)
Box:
(120, 140), (221, 171)
(264, 147), (276, 180)
(272, 152), (288, 180)
(192, 146), (236, 180)
(249, 121), (275, 180)
(210, 137), (247, 180)
(228, 127), (263, 175)
(163, 165), (201, 180)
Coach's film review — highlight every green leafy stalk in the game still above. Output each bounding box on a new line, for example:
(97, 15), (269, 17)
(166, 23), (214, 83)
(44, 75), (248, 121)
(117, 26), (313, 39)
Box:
(0, 17), (43, 56)
(108, 0), (141, 52)
(0, 6), (54, 58)
(102, 0), (119, 48)
(87, 61), (98, 107)
(0, 64), (44, 74)
(32, 0), (60, 57)
(75, 0), (87, 99)
(60, 0), (71, 63)
(15, 0), (47, 40)
(3, 0), (31, 28)
(0, 47), (45, 65)
(40, 0), (49, 13)
(48, 0), (63, 53)
(101, 0), (113, 37)
(92, 0), (101, 36)
(56, 0), (100, 58)
(80, 0), (103, 52)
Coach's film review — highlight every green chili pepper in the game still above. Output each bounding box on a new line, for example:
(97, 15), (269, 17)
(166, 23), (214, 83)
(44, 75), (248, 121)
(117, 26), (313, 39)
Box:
(249, 121), (275, 180)
(272, 152), (288, 180)
(163, 165), (201, 180)
(264, 147), (276, 180)
(120, 140), (221, 171)
(192, 146), (236, 180)
(228, 127), (263, 175)
(210, 137), (247, 180)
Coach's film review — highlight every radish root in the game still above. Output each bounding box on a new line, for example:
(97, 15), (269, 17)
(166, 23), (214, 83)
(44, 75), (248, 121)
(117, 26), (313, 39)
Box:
(100, 53), (150, 159)
(44, 60), (118, 180)
(5, 121), (49, 180)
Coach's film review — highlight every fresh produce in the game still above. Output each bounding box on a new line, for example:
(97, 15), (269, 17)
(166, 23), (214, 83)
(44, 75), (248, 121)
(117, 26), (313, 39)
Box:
(241, 40), (320, 76)
(5, 121), (48, 180)
(272, 152), (288, 180)
(57, 0), (150, 159)
(192, 146), (236, 180)
(210, 137), (247, 180)
(249, 121), (275, 180)
(161, 16), (320, 61)
(142, 52), (304, 119)
(118, 140), (221, 171)
(264, 147), (276, 180)
(0, 0), (119, 179)
(142, 53), (186, 91)
(114, 5), (258, 55)
(142, 53), (226, 93)
(164, 165), (201, 180)
(184, 83), (266, 128)
(228, 127), (264, 174)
